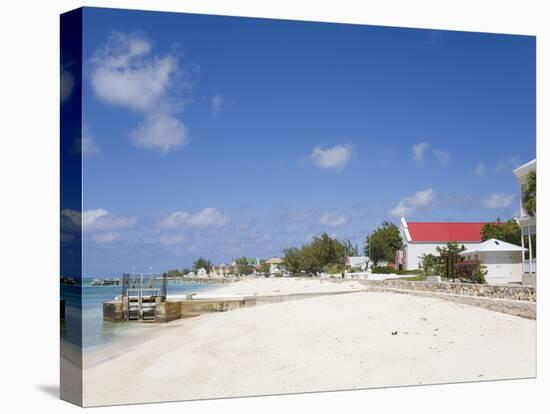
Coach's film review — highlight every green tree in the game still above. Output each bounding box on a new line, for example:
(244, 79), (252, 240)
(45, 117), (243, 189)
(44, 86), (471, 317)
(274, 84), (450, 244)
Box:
(258, 261), (270, 275)
(481, 218), (521, 245)
(308, 233), (347, 274)
(282, 247), (304, 274)
(522, 171), (536, 216)
(364, 221), (403, 266)
(192, 257), (212, 274)
(166, 269), (182, 277)
(436, 241), (466, 279)
(235, 257), (255, 275)
(282, 233), (347, 275)
(343, 239), (359, 256)
(419, 254), (439, 276)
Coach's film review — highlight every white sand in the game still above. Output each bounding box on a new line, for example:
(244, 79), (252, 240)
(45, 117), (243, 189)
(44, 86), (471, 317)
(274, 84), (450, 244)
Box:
(204, 277), (366, 296)
(83, 279), (535, 406)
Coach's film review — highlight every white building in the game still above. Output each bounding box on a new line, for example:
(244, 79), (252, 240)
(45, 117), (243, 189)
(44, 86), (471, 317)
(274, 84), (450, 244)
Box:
(210, 263), (236, 277)
(460, 238), (524, 285)
(264, 257), (284, 275)
(398, 218), (485, 270)
(347, 256), (369, 271)
(513, 159), (536, 286)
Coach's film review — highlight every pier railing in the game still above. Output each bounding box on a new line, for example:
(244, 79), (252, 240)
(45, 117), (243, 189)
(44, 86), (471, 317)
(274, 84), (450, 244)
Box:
(122, 273), (168, 300)
(120, 273), (168, 321)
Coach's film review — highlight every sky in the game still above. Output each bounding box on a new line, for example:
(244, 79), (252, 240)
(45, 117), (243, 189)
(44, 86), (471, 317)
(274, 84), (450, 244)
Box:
(63, 7), (535, 277)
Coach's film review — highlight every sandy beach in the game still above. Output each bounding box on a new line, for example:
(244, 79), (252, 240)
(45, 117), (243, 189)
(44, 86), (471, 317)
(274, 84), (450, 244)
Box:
(83, 278), (535, 406)
(205, 277), (366, 296)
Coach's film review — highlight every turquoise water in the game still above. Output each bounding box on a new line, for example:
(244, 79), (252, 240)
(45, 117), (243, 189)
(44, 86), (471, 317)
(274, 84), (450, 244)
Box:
(61, 280), (213, 350)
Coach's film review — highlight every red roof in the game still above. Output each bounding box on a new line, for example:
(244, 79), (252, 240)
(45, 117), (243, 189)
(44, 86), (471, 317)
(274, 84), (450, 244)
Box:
(407, 222), (485, 243)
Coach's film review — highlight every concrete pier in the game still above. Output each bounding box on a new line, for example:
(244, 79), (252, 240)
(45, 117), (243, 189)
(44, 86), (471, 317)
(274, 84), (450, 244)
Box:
(103, 290), (362, 323)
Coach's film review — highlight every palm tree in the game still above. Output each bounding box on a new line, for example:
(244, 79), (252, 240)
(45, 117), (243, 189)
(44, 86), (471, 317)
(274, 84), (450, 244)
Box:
(522, 171), (536, 216)
(343, 239), (359, 256)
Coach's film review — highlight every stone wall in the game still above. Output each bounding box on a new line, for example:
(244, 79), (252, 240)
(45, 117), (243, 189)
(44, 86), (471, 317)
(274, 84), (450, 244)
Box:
(360, 279), (536, 319)
(104, 290), (365, 323)
(177, 298), (253, 318)
(367, 280), (536, 302)
(155, 301), (183, 323)
(378, 288), (536, 319)
(522, 273), (536, 287)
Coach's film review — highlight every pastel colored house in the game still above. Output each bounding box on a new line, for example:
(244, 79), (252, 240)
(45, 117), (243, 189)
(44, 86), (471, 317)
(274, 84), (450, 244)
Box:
(460, 238), (524, 285)
(232, 258), (260, 268)
(230, 257), (261, 275)
(397, 218), (486, 270)
(210, 263), (236, 277)
(513, 159), (536, 286)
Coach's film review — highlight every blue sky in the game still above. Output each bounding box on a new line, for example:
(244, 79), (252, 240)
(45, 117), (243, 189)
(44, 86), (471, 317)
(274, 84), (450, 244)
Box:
(68, 7), (535, 276)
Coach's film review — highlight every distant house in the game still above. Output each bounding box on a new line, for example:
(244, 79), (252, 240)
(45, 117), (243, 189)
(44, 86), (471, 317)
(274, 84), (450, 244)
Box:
(398, 218), (486, 270)
(197, 268), (207, 277)
(265, 257), (284, 274)
(460, 238), (524, 285)
(265, 257), (284, 265)
(232, 258), (260, 268)
(347, 256), (369, 271)
(513, 159), (536, 286)
(211, 263), (235, 277)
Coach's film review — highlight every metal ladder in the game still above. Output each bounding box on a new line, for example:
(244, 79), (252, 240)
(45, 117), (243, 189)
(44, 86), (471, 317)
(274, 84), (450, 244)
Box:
(126, 288), (160, 321)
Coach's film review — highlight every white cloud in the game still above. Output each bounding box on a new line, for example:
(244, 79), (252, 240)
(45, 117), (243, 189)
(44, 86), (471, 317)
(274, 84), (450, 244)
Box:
(158, 233), (186, 246)
(310, 144), (353, 172)
(496, 157), (522, 172)
(158, 208), (230, 230)
(61, 208), (135, 244)
(89, 31), (191, 153)
(131, 114), (188, 153)
(432, 148), (451, 166)
(319, 211), (349, 227)
(82, 123), (100, 156)
(412, 143), (450, 166)
(60, 67), (74, 104)
(390, 188), (436, 217)
(211, 94), (224, 118)
(61, 209), (81, 234)
(83, 209), (136, 233)
(412, 142), (430, 163)
(483, 193), (515, 209)
(92, 232), (121, 244)
(474, 162), (486, 176)
(90, 32), (176, 112)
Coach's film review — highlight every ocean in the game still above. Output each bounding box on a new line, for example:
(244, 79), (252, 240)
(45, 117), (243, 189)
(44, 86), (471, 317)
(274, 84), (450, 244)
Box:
(61, 279), (214, 351)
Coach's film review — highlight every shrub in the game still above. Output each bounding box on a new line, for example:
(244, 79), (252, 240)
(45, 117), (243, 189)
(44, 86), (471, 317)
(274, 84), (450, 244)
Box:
(371, 266), (395, 274)
(398, 269), (421, 275)
(419, 253), (440, 276)
(454, 260), (487, 284)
